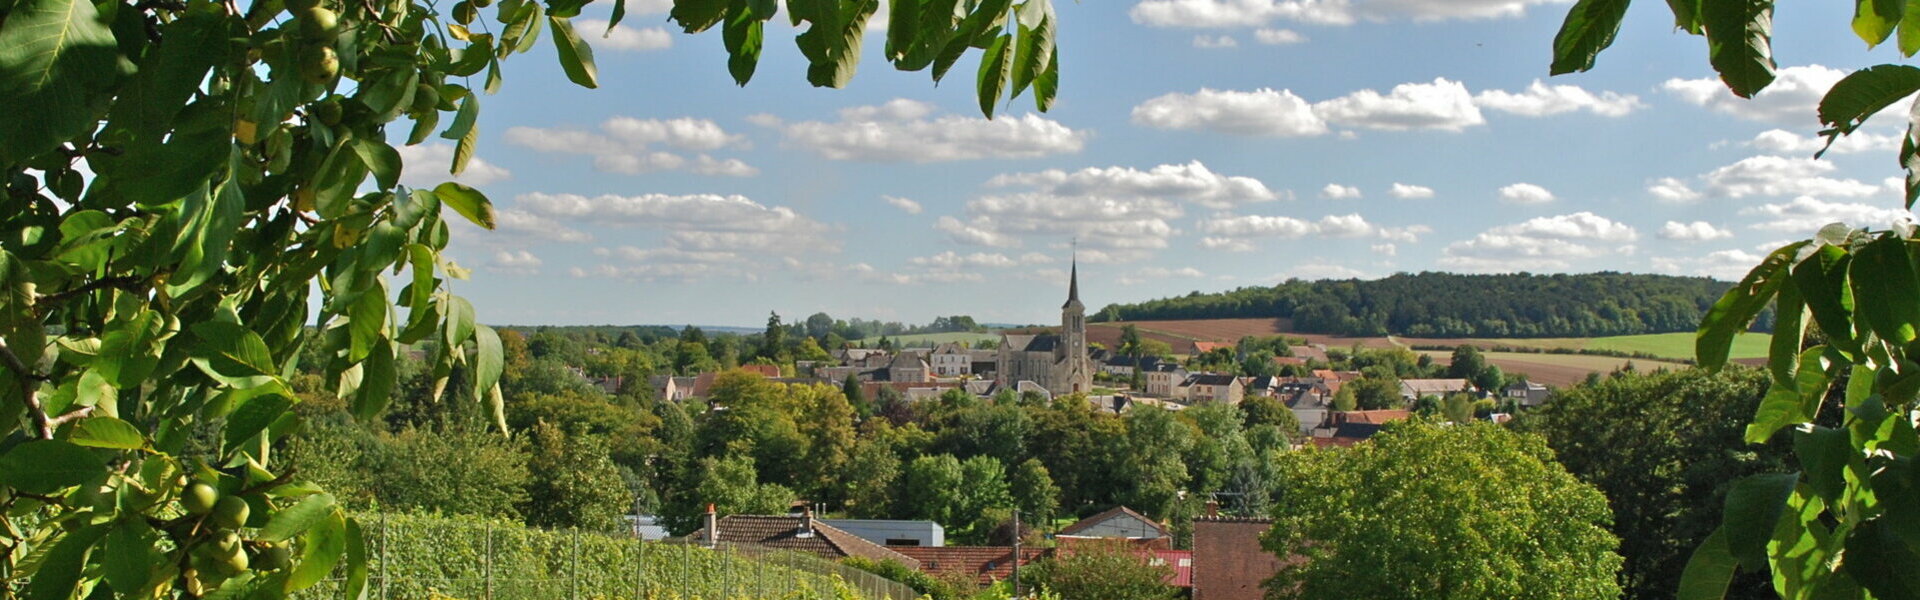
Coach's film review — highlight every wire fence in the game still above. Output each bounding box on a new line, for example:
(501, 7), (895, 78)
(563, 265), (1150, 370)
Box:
(297, 514), (919, 600)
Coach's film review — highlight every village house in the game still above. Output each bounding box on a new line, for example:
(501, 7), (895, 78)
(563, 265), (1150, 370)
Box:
(684, 507), (921, 568)
(929, 342), (970, 376)
(1505, 380), (1550, 407)
(1179, 373), (1245, 405)
(1312, 409), (1411, 447)
(1056, 506), (1172, 547)
(1398, 378), (1476, 401)
(1192, 504), (1290, 600)
(1143, 364), (1190, 398)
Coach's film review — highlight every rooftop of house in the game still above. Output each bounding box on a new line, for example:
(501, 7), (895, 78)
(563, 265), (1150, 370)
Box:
(887, 546), (1050, 586)
(1059, 506), (1170, 539)
(1401, 378), (1473, 394)
(684, 515), (921, 569)
(1182, 373), (1240, 387)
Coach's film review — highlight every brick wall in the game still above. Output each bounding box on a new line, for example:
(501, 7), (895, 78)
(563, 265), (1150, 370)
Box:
(1192, 519), (1283, 600)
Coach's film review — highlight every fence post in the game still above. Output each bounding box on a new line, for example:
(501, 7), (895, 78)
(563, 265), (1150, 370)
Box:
(379, 514), (390, 600)
(634, 538), (644, 600)
(569, 527), (580, 600)
(483, 523), (493, 600)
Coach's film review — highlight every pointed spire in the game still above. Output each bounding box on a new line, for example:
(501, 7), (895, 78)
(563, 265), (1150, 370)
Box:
(1063, 243), (1083, 310)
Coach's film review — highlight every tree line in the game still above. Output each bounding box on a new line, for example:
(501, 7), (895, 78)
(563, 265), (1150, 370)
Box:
(1093, 272), (1757, 338)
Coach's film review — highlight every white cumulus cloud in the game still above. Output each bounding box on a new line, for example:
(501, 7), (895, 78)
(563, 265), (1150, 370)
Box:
(397, 142), (512, 187)
(1658, 221), (1734, 241)
(1471, 79), (1643, 117)
(1439, 212), (1636, 271)
(505, 116), (755, 177)
(883, 195), (923, 215)
(1388, 183), (1435, 199)
(1128, 0), (1568, 28)
(1497, 182), (1555, 204)
(1313, 77), (1484, 131)
(1740, 196), (1916, 233)
(1321, 183), (1362, 199)
(575, 19), (673, 51)
(1254, 28), (1306, 44)
(760, 99), (1086, 162)
(1132, 88), (1329, 137)
(1194, 34), (1239, 48)
(986, 161), (1282, 210)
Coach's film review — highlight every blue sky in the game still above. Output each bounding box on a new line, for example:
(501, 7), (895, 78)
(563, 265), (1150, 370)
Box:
(421, 0), (1920, 326)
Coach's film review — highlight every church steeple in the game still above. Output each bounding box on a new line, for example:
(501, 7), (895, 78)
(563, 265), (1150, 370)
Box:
(1063, 250), (1083, 310)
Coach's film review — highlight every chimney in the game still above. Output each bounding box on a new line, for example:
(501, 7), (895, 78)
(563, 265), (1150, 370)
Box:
(703, 503), (718, 548)
(798, 506), (815, 538)
(1204, 500), (1219, 518)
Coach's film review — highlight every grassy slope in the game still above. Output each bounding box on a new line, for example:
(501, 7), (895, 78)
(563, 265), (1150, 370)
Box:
(1465, 332), (1771, 361)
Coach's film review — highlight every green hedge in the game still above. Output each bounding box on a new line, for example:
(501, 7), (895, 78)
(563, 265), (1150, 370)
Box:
(296, 513), (913, 600)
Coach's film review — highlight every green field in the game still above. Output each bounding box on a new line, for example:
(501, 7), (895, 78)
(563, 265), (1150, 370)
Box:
(854, 331), (1000, 347)
(1461, 332), (1772, 361)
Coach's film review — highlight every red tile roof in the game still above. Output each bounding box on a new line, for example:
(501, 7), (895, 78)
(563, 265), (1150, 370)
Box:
(1330, 410), (1409, 425)
(1191, 341), (1231, 354)
(888, 546), (1050, 585)
(739, 364), (781, 378)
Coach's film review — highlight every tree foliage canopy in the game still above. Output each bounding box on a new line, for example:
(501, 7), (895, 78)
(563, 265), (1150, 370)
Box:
(1262, 422), (1623, 600)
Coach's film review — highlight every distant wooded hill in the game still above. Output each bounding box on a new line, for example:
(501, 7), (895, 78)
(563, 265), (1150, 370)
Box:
(1092, 272), (1756, 338)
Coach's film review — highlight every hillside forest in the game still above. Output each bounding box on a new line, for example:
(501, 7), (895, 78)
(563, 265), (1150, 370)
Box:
(1091, 272), (1760, 338)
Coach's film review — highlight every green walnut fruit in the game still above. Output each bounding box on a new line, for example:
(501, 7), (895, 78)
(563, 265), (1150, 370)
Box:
(298, 46), (339, 84)
(298, 7), (339, 40)
(213, 544), (249, 575)
(182, 483), (219, 516)
(452, 1), (475, 24)
(314, 97), (343, 126)
(212, 496), (251, 530)
(256, 544), (293, 571)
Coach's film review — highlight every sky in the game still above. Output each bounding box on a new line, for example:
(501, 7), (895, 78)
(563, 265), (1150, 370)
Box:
(420, 0), (1920, 326)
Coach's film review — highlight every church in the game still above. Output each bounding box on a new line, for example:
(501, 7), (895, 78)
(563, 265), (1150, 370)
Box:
(995, 258), (1093, 396)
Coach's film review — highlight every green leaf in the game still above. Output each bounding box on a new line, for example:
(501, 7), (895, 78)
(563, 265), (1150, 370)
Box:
(1009, 6), (1053, 101)
(471, 324), (504, 400)
(223, 391), (293, 453)
(792, 0), (879, 88)
(190, 321), (279, 388)
(453, 118), (479, 175)
(0, 440), (105, 495)
(1699, 0), (1776, 98)
(976, 33), (1012, 118)
(1856, 0), (1905, 46)
(671, 0), (729, 32)
(722, 8), (764, 85)
(444, 295), (477, 352)
(1817, 64), (1920, 133)
(549, 16), (599, 89)
(259, 493), (338, 543)
(1677, 527), (1738, 600)
(1794, 426), (1853, 504)
(1852, 235), (1920, 345)
(26, 524), (107, 600)
(1847, 519), (1920, 598)
(343, 518), (370, 600)
(1698, 241), (1803, 368)
(350, 137), (404, 191)
(1031, 48), (1058, 111)
(0, 0), (128, 164)
(348, 280), (387, 363)
(166, 177), (245, 299)
(609, 0), (629, 28)
(1767, 281), (1806, 384)
(1899, 0), (1920, 55)
(440, 93), (479, 141)
(95, 309), (163, 388)
(434, 182), (496, 229)
(353, 339), (395, 420)
(1722, 472), (1798, 570)
(1792, 244), (1857, 354)
(1550, 0), (1632, 75)
(103, 519), (156, 594)
(287, 509), (347, 592)
(69, 416), (145, 449)
(1667, 0), (1703, 33)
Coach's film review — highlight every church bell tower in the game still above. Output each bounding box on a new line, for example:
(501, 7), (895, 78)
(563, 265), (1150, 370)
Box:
(1060, 253), (1091, 393)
